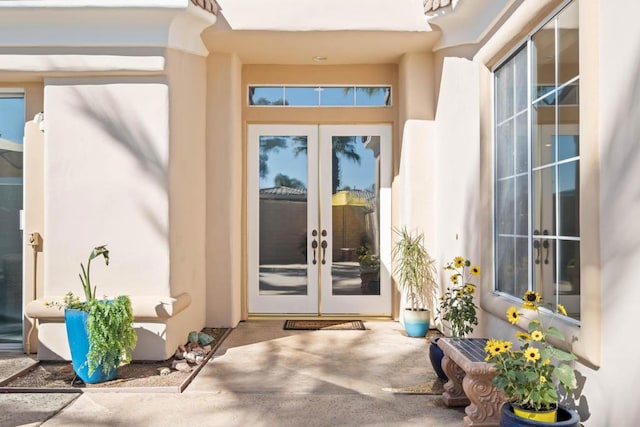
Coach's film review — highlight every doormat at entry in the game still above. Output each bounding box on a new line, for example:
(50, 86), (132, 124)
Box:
(283, 320), (366, 330)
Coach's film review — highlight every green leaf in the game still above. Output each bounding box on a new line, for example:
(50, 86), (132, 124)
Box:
(555, 364), (577, 389)
(547, 347), (577, 361)
(545, 326), (565, 340)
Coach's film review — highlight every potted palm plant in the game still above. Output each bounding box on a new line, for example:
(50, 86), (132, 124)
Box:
(391, 227), (437, 337)
(47, 245), (137, 384)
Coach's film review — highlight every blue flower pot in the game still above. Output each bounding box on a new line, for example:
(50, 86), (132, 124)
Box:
(403, 309), (430, 337)
(65, 309), (118, 384)
(429, 337), (448, 381)
(500, 403), (580, 427)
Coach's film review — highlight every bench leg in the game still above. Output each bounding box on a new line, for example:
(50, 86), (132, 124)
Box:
(441, 354), (470, 406)
(461, 372), (506, 427)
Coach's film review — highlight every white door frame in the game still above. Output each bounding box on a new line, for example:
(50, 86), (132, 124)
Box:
(247, 124), (392, 315)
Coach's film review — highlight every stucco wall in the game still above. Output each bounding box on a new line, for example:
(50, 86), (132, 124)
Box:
(205, 52), (243, 327)
(44, 77), (170, 297)
(588, 0), (640, 424)
(166, 48), (207, 348)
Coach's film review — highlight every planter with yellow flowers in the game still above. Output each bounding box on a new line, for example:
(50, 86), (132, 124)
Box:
(430, 256), (480, 380)
(485, 291), (580, 426)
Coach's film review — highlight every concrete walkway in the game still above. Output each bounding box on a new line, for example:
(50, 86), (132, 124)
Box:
(3, 321), (465, 427)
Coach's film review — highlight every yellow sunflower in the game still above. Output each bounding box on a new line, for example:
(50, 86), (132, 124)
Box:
(539, 376), (547, 383)
(464, 284), (475, 294)
(522, 291), (542, 309)
(450, 274), (459, 284)
(516, 332), (531, 341)
(455, 290), (463, 298)
(502, 341), (512, 352)
(454, 256), (465, 268)
(530, 330), (544, 341)
(542, 358), (551, 366)
(524, 347), (541, 362)
(557, 304), (568, 316)
(506, 307), (521, 325)
(471, 265), (481, 276)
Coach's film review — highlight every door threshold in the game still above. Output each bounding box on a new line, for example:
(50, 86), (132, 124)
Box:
(247, 314), (393, 321)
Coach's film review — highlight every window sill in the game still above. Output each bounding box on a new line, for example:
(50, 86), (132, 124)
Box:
(481, 290), (600, 368)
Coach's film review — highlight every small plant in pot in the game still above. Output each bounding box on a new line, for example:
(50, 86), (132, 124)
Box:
(392, 227), (437, 338)
(430, 256), (480, 380)
(357, 246), (380, 294)
(47, 245), (137, 384)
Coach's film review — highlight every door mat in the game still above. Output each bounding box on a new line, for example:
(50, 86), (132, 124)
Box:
(283, 320), (366, 330)
(382, 377), (445, 395)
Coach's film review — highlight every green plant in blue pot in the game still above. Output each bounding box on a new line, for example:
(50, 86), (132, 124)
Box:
(48, 245), (137, 384)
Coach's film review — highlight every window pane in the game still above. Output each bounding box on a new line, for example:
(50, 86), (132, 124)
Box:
(285, 87), (319, 106)
(532, 20), (556, 97)
(532, 94), (556, 167)
(558, 239), (580, 320)
(497, 178), (514, 235)
(533, 166), (556, 236)
(515, 175), (528, 236)
(0, 94), (24, 344)
(496, 236), (515, 294)
(320, 87), (354, 106)
(533, 237), (555, 304)
(515, 237), (529, 297)
(356, 87), (390, 106)
(496, 62), (514, 123)
(515, 113), (528, 174)
(558, 161), (579, 237)
(514, 48), (528, 113)
(558, 1), (579, 85)
(250, 87), (285, 106)
(496, 120), (514, 178)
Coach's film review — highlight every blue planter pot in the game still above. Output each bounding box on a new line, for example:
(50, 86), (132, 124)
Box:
(500, 403), (580, 427)
(429, 337), (448, 381)
(65, 309), (118, 384)
(403, 309), (430, 337)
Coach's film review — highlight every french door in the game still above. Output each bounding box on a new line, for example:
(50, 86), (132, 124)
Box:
(248, 124), (392, 315)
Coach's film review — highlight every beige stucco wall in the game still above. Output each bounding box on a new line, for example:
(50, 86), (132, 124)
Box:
(166, 48), (207, 351)
(205, 52), (243, 326)
(44, 77), (170, 297)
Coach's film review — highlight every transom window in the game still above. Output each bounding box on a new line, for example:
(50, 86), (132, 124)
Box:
(248, 85), (391, 107)
(494, 0), (580, 321)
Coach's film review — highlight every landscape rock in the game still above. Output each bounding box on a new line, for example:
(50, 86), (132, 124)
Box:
(158, 367), (171, 376)
(171, 360), (192, 372)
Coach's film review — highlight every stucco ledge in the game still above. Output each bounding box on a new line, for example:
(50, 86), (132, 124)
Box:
(25, 293), (191, 321)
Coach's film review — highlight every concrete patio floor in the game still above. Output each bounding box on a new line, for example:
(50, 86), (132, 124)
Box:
(2, 320), (465, 427)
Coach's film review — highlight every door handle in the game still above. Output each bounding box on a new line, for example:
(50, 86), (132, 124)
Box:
(320, 229), (328, 264)
(311, 230), (318, 265)
(321, 240), (327, 264)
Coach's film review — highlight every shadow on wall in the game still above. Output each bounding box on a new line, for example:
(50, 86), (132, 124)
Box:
(70, 79), (169, 241)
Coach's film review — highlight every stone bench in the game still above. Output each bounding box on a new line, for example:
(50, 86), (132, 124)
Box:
(25, 293), (191, 361)
(438, 338), (507, 427)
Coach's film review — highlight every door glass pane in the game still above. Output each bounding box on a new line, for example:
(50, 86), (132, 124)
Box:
(0, 94), (24, 345)
(331, 135), (380, 295)
(258, 135), (308, 295)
